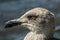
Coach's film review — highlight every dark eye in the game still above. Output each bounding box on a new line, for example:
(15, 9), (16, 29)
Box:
(27, 15), (38, 20)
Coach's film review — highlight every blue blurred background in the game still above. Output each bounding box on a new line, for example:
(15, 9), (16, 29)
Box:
(0, 0), (60, 40)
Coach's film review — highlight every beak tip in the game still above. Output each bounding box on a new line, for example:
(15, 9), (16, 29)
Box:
(4, 21), (22, 28)
(4, 23), (12, 28)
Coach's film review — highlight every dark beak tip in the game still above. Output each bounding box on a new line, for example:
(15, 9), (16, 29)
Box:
(4, 21), (14, 28)
(4, 23), (13, 28)
(4, 21), (22, 28)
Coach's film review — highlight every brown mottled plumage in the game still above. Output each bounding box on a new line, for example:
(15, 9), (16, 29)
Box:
(5, 7), (60, 40)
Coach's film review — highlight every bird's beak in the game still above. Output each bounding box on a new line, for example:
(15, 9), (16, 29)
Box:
(0, 18), (28, 34)
(4, 16), (28, 28)
(4, 13), (28, 29)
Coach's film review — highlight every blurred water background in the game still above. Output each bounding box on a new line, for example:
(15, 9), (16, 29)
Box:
(0, 0), (60, 40)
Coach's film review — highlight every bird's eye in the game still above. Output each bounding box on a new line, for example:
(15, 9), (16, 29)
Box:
(27, 15), (38, 20)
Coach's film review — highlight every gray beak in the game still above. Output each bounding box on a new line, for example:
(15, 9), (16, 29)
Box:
(0, 19), (28, 34)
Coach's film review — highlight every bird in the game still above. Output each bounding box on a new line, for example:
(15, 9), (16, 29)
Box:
(5, 7), (60, 40)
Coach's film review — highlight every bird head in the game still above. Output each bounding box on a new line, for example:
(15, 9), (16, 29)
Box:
(5, 7), (55, 38)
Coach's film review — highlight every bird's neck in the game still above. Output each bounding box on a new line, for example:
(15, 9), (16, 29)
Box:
(28, 31), (49, 40)
(31, 29), (53, 40)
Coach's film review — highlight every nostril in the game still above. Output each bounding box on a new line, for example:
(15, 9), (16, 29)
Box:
(5, 21), (22, 28)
